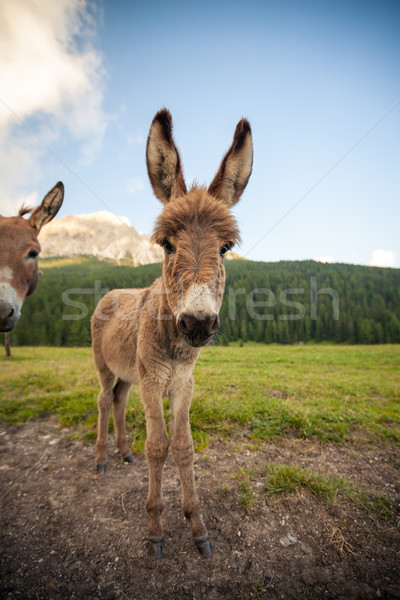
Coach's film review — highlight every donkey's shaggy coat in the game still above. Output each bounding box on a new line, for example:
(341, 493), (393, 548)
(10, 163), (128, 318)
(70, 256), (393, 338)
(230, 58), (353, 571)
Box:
(91, 109), (253, 557)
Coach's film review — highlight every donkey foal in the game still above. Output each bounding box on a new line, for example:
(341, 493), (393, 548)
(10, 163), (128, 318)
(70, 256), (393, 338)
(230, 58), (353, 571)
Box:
(91, 109), (253, 557)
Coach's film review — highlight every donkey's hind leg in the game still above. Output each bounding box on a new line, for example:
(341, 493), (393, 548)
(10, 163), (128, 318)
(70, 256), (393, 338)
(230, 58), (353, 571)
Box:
(95, 368), (115, 474)
(113, 378), (135, 464)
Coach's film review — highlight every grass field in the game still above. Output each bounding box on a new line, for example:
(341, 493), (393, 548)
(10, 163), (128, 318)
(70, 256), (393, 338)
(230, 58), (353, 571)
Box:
(1, 344), (399, 453)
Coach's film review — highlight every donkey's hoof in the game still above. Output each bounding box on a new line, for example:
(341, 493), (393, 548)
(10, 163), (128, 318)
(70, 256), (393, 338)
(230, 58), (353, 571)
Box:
(123, 453), (136, 464)
(194, 535), (212, 557)
(149, 537), (164, 558)
(96, 463), (106, 474)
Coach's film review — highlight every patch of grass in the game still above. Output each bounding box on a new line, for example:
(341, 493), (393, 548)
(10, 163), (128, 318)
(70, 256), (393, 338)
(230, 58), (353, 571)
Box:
(38, 256), (94, 269)
(191, 343), (400, 446)
(235, 467), (258, 512)
(264, 462), (344, 501)
(0, 346), (147, 452)
(232, 461), (393, 520)
(263, 463), (392, 520)
(1, 344), (399, 452)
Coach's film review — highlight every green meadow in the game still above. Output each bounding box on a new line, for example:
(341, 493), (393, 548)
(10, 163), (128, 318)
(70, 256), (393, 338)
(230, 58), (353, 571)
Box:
(1, 344), (399, 453)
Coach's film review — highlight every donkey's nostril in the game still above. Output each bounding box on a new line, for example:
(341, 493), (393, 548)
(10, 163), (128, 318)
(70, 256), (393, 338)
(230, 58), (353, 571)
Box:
(178, 314), (193, 335)
(0, 301), (15, 322)
(209, 314), (220, 335)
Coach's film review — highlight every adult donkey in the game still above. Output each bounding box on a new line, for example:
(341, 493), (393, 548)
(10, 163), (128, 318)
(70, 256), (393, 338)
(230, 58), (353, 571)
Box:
(0, 182), (64, 354)
(91, 109), (253, 557)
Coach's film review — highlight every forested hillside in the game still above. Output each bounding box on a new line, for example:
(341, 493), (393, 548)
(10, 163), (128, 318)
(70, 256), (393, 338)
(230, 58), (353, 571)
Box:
(3, 257), (400, 347)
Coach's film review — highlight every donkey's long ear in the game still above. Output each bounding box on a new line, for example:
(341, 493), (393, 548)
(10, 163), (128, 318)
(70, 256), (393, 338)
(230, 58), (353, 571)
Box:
(29, 182), (64, 232)
(208, 119), (253, 207)
(146, 109), (187, 204)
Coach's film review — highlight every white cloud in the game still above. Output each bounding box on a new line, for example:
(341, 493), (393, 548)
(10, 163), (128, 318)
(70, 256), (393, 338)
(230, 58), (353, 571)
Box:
(369, 249), (397, 268)
(126, 133), (145, 147)
(0, 0), (107, 215)
(315, 256), (333, 263)
(127, 178), (145, 195)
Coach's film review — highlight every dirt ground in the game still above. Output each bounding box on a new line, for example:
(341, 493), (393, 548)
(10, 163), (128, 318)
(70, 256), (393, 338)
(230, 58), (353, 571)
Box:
(0, 419), (399, 600)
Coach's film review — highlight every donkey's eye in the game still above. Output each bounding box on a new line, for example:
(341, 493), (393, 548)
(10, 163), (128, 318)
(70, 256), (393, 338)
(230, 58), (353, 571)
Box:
(162, 239), (175, 254)
(26, 249), (39, 260)
(220, 244), (231, 257)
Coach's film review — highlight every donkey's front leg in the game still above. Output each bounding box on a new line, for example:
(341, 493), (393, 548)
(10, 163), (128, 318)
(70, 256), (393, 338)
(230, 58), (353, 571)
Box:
(170, 376), (212, 557)
(141, 382), (170, 557)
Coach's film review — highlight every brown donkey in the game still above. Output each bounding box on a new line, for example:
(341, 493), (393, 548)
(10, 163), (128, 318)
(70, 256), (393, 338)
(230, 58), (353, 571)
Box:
(91, 109), (253, 557)
(0, 183), (64, 353)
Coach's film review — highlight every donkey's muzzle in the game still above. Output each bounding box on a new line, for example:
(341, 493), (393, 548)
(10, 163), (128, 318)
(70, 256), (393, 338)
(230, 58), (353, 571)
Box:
(177, 312), (220, 347)
(0, 301), (18, 332)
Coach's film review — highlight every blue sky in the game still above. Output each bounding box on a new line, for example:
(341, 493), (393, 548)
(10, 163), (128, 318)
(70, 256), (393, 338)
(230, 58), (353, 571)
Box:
(0, 0), (399, 266)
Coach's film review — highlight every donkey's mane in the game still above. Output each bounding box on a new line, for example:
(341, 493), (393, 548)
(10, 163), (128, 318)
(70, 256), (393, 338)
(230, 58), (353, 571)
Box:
(151, 189), (241, 247)
(18, 204), (33, 218)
